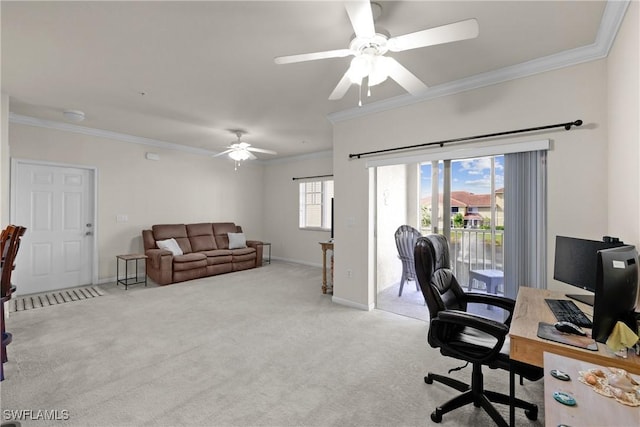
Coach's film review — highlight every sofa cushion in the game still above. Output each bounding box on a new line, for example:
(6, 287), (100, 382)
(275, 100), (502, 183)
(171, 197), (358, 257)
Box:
(153, 224), (193, 254)
(213, 222), (238, 249)
(202, 249), (233, 257)
(156, 238), (183, 256)
(173, 253), (206, 263)
(172, 253), (207, 271)
(230, 247), (255, 256)
(228, 232), (247, 249)
(187, 223), (218, 251)
(231, 247), (256, 264)
(202, 249), (232, 266)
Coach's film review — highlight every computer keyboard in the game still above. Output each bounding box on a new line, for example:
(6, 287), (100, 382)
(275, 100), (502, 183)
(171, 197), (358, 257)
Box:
(545, 299), (593, 328)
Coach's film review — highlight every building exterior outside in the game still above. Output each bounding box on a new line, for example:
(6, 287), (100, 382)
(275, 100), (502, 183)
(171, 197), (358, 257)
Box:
(421, 189), (504, 229)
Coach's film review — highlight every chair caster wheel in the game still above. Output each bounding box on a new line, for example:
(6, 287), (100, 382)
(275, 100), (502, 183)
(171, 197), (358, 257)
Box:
(525, 406), (538, 421)
(431, 409), (442, 423)
(424, 374), (433, 384)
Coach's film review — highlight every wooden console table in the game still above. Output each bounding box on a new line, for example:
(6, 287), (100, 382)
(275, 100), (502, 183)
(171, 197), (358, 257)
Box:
(319, 241), (334, 294)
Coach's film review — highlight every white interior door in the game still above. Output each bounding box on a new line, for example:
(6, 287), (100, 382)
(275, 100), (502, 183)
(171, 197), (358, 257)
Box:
(12, 161), (95, 295)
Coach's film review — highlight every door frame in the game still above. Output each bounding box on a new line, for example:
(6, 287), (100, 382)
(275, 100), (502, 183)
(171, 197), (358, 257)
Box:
(10, 158), (99, 286)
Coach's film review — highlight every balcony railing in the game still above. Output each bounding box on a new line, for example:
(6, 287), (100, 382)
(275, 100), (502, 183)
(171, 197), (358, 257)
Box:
(421, 227), (504, 290)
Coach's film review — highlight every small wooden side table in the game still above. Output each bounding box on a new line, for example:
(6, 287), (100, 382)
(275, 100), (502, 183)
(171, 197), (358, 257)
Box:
(319, 241), (334, 294)
(116, 254), (148, 290)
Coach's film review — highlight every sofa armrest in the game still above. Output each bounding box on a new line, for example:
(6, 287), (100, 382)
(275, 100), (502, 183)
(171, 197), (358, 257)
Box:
(145, 248), (174, 285)
(246, 240), (263, 267)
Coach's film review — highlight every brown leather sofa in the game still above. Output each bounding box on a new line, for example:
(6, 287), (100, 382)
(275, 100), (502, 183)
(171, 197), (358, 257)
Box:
(142, 222), (263, 285)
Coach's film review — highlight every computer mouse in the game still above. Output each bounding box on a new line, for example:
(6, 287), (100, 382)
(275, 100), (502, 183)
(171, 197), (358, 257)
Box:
(554, 321), (586, 336)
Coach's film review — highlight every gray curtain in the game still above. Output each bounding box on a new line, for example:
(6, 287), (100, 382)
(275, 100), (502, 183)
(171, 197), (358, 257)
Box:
(503, 150), (547, 298)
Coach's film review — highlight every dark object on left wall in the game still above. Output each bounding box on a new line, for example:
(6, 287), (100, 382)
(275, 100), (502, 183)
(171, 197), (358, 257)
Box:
(1, 224), (27, 381)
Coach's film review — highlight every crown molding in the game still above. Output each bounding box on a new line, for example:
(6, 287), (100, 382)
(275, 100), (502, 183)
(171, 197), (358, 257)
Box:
(9, 112), (333, 164)
(261, 149), (333, 165)
(9, 112), (218, 157)
(328, 0), (629, 124)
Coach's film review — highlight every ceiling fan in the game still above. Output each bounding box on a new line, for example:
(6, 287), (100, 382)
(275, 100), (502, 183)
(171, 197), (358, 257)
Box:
(214, 130), (277, 169)
(274, 0), (479, 103)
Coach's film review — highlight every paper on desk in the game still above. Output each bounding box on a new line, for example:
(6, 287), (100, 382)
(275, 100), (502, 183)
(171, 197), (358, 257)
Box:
(606, 321), (639, 352)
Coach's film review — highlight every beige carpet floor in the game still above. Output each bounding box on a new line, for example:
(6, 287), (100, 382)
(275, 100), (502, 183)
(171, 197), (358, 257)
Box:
(1, 261), (544, 426)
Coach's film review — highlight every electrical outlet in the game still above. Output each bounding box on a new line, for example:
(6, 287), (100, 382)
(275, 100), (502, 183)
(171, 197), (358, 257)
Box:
(116, 214), (128, 223)
(346, 269), (353, 278)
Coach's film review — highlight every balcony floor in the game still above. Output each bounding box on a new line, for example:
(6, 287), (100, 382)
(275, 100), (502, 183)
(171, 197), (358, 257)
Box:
(376, 280), (508, 323)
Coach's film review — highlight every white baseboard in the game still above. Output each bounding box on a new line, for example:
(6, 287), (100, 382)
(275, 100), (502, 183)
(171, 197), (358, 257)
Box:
(270, 256), (322, 268)
(97, 276), (116, 285)
(331, 295), (374, 311)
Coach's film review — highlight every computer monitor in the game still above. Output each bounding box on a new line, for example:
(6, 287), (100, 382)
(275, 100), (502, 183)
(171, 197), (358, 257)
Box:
(592, 245), (639, 343)
(553, 236), (625, 305)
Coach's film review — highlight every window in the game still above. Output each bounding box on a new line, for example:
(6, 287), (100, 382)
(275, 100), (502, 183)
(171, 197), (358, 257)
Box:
(299, 180), (334, 230)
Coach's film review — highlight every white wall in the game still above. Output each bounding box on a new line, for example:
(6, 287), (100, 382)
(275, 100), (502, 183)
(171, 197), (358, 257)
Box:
(333, 59), (610, 308)
(607, 1), (639, 245)
(606, 2), (639, 306)
(376, 164), (407, 291)
(262, 152), (332, 266)
(9, 123), (265, 281)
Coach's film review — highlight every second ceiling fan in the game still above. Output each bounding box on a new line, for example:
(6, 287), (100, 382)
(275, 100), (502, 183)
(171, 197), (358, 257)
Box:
(274, 0), (479, 102)
(214, 130), (277, 169)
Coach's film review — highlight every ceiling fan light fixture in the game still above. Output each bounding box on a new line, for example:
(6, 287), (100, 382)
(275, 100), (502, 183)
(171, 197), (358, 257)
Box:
(228, 149), (251, 161)
(368, 55), (390, 86)
(347, 55), (371, 83)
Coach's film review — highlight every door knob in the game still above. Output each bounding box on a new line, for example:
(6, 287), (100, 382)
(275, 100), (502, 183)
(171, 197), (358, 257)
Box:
(85, 231), (93, 236)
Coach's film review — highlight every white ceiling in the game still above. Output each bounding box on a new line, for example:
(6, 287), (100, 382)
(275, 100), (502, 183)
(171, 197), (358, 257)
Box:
(2, 1), (614, 159)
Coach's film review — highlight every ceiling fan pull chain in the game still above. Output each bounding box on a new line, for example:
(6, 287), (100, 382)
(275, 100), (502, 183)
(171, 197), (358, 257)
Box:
(358, 79), (363, 107)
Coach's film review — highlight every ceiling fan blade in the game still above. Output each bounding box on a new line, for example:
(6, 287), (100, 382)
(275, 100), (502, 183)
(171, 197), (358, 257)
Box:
(247, 147), (278, 155)
(345, 0), (376, 39)
(328, 70), (354, 100)
(213, 149), (234, 158)
(274, 49), (353, 65)
(387, 18), (479, 52)
(385, 57), (428, 96)
(247, 151), (258, 160)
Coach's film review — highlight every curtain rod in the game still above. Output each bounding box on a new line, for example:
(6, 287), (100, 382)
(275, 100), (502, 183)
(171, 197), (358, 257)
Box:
(292, 174), (334, 181)
(348, 119), (583, 160)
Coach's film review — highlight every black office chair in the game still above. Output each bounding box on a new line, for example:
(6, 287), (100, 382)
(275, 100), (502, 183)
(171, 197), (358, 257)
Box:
(414, 235), (543, 426)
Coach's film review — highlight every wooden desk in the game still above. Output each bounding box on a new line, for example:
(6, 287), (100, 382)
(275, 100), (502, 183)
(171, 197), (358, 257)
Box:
(508, 287), (640, 426)
(543, 352), (640, 427)
(510, 287), (640, 374)
(319, 241), (334, 294)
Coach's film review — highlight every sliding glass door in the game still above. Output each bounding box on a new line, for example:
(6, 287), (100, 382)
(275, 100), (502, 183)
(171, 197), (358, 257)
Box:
(374, 141), (547, 321)
(420, 156), (505, 296)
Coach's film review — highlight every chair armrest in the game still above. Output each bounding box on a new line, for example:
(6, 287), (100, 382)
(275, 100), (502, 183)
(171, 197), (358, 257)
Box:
(246, 240), (263, 267)
(145, 249), (172, 269)
(432, 310), (509, 364)
(144, 249), (173, 285)
(465, 292), (516, 324)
